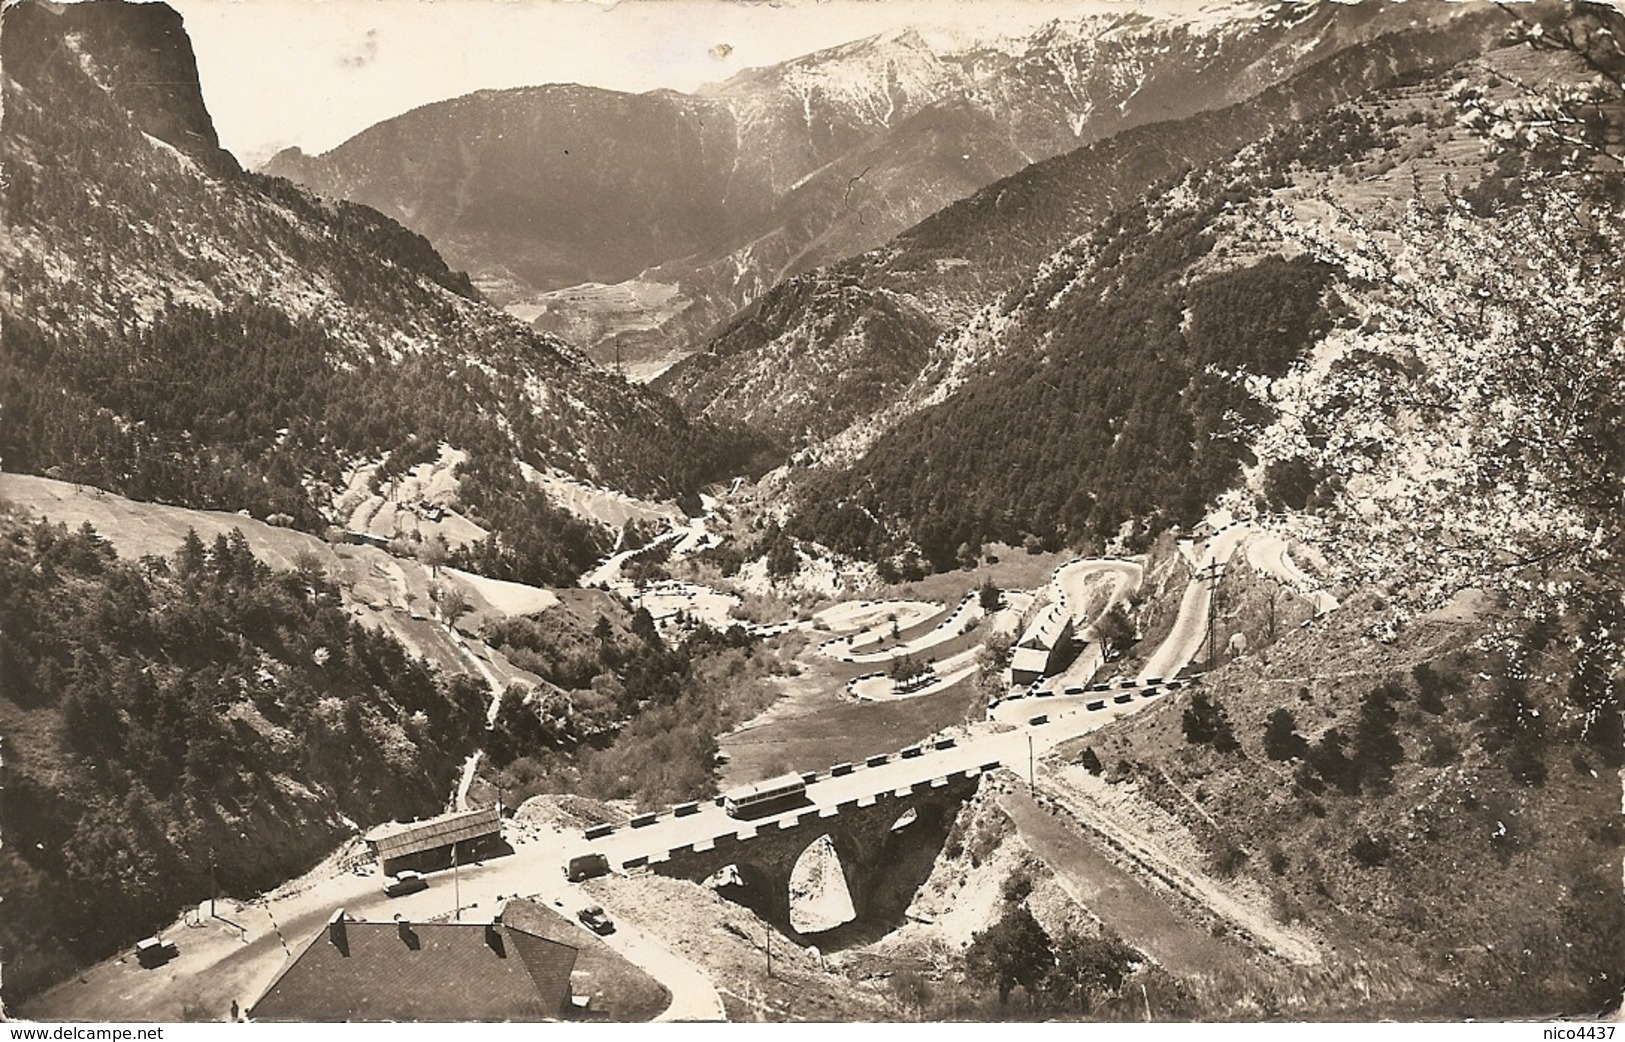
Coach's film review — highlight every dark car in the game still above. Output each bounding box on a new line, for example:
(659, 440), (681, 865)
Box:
(383, 870), (429, 897)
(577, 905), (615, 935)
(566, 853), (610, 882)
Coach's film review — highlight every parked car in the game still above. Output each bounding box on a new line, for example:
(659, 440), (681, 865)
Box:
(383, 870), (429, 897)
(577, 905), (615, 935)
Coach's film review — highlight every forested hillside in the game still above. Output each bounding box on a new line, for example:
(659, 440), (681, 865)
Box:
(784, 112), (1374, 568)
(775, 4), (1623, 576)
(0, 0), (743, 587)
(0, 513), (488, 998)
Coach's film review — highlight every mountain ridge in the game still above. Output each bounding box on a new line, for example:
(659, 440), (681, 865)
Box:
(259, 1), (1460, 367)
(656, 5), (1512, 457)
(2, 0), (740, 588)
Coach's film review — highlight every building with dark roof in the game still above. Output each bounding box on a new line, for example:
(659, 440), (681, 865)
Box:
(363, 804), (503, 876)
(1007, 604), (1076, 686)
(249, 902), (579, 1022)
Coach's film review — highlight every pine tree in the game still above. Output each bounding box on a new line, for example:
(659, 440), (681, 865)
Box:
(965, 904), (1054, 1004)
(1264, 707), (1310, 761)
(1352, 687), (1404, 789)
(175, 527), (207, 579)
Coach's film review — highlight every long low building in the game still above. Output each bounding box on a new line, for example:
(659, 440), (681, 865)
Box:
(1009, 645), (1056, 687)
(364, 805), (503, 876)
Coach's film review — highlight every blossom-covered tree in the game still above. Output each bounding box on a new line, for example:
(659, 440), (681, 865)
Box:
(1250, 183), (1622, 624)
(1452, 2), (1625, 170)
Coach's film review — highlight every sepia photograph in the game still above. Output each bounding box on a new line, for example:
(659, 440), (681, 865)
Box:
(0, 0), (1620, 1028)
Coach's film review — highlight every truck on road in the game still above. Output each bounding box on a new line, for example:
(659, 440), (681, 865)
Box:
(566, 853), (611, 882)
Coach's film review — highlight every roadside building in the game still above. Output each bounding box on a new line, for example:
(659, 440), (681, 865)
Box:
(1007, 604), (1077, 686)
(249, 902), (579, 1022)
(1008, 645), (1054, 687)
(364, 804), (503, 876)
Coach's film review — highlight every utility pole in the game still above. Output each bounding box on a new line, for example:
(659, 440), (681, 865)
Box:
(1209, 568), (1222, 666)
(1202, 562), (1225, 672)
(452, 842), (461, 922)
(1028, 734), (1035, 788)
(766, 925), (773, 979)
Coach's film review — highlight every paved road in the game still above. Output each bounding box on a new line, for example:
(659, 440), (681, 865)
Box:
(1246, 531), (1340, 614)
(1056, 559), (1143, 625)
(1137, 523), (1253, 682)
(1042, 559), (1144, 690)
(827, 594), (981, 664)
(570, 694), (1172, 873)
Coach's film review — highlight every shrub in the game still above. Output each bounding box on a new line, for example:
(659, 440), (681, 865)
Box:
(1350, 832), (1392, 867)
(1213, 837), (1250, 878)
(1002, 862), (1037, 904)
(965, 905), (1053, 1004)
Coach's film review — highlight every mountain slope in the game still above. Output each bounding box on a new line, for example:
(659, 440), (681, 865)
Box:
(1, 0), (741, 586)
(658, 7), (1510, 455)
(1042, 589), (1622, 1017)
(756, 1), (1622, 576)
(263, 2), (1472, 366)
(0, 508), (490, 1002)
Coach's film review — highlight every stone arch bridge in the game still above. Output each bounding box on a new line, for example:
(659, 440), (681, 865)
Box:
(586, 767), (988, 936)
(650, 772), (982, 934)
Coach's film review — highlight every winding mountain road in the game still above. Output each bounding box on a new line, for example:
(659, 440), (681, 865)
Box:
(1246, 531), (1340, 614)
(1043, 558), (1145, 690)
(1136, 523), (1253, 682)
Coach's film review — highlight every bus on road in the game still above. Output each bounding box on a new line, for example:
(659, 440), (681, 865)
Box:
(723, 773), (809, 818)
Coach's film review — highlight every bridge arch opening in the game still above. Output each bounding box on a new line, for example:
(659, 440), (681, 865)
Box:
(705, 861), (777, 921)
(788, 834), (856, 934)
